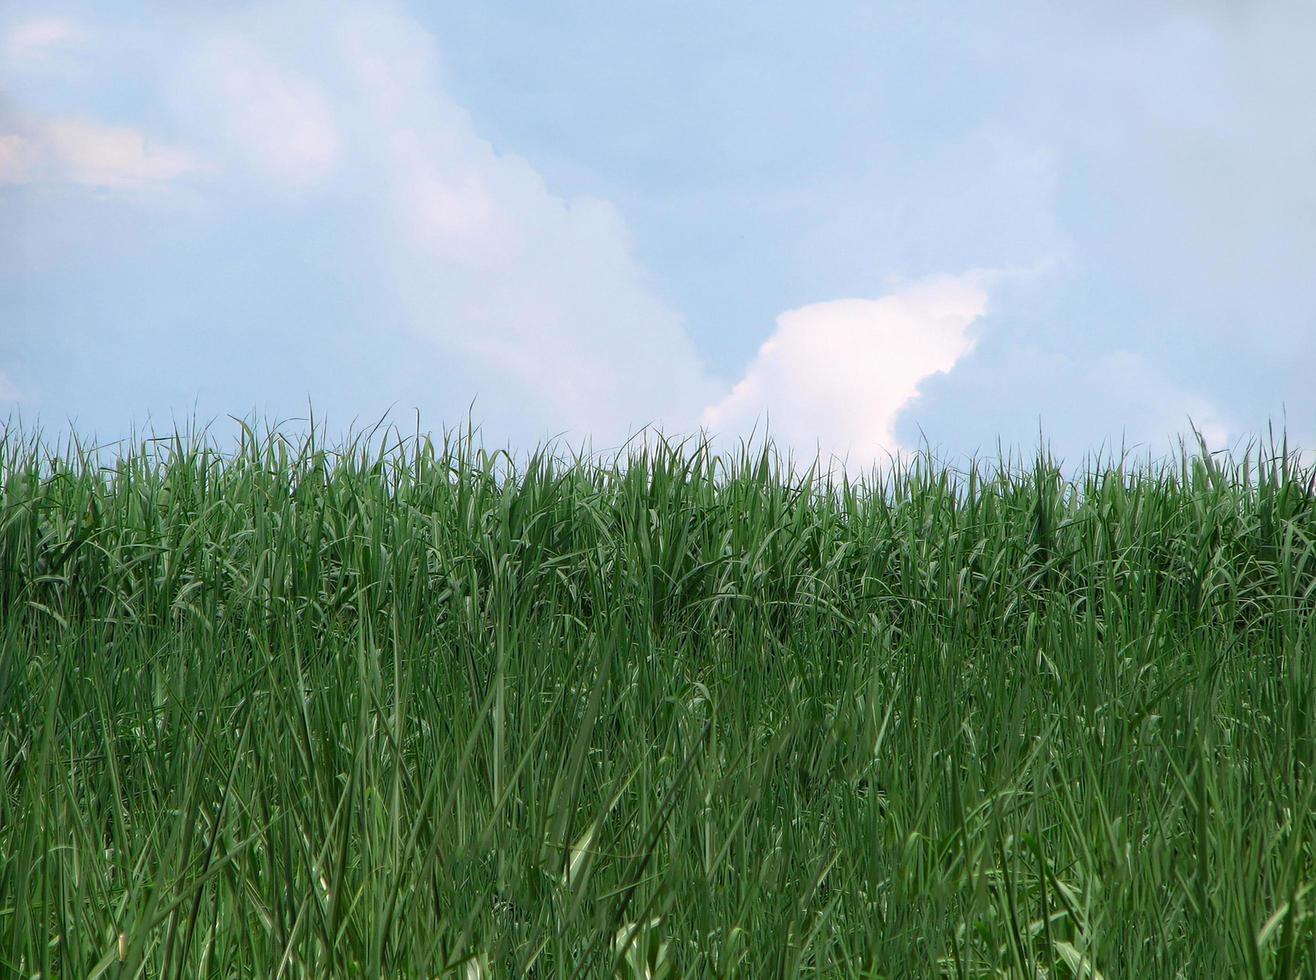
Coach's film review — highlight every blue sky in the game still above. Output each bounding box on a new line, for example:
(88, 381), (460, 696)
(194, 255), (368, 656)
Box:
(2, 2), (1313, 464)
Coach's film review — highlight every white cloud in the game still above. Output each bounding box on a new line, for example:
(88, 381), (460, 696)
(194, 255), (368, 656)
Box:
(42, 118), (200, 188)
(185, 38), (339, 189)
(0, 4), (1021, 460)
(0, 134), (36, 182)
(3, 17), (82, 62)
(0, 117), (201, 189)
(308, 5), (721, 439)
(702, 275), (989, 466)
(0, 3), (720, 443)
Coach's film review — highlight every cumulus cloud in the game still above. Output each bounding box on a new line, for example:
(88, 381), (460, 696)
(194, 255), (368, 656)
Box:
(0, 117), (201, 189)
(0, 2), (1008, 459)
(703, 275), (989, 465)
(299, 5), (719, 438)
(1, 2), (724, 444)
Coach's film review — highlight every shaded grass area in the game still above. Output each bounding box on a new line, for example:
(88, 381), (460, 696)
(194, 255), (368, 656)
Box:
(2, 422), (1316, 976)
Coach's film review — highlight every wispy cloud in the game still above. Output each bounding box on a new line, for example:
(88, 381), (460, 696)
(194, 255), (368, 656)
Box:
(0, 369), (22, 404)
(3, 17), (83, 62)
(0, 134), (36, 182)
(0, 117), (202, 189)
(1093, 351), (1231, 451)
(185, 37), (339, 190)
(302, 5), (721, 438)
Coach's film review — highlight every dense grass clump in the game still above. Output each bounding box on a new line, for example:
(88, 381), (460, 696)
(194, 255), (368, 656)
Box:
(2, 422), (1316, 977)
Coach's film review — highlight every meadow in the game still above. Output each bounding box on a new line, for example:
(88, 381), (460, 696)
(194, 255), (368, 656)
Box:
(2, 422), (1315, 977)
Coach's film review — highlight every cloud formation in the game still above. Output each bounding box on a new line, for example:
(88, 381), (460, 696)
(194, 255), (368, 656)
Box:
(703, 275), (988, 465)
(3, 17), (82, 62)
(174, 4), (722, 442)
(18, 118), (201, 188)
(2, 18), (200, 190)
(185, 37), (340, 190)
(0, 1), (1005, 463)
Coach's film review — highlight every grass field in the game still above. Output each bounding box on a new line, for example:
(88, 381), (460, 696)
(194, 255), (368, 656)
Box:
(2, 422), (1315, 977)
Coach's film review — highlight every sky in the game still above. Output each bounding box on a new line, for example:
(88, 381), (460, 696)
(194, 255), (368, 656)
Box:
(2, 1), (1313, 466)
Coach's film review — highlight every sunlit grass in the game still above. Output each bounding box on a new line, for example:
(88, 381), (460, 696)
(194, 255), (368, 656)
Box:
(2, 420), (1314, 976)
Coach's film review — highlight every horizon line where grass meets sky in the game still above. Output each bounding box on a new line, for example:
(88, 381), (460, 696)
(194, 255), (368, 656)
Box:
(3, 2), (1315, 462)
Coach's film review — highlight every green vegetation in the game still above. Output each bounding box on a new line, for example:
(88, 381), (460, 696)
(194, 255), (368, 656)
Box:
(2, 421), (1315, 977)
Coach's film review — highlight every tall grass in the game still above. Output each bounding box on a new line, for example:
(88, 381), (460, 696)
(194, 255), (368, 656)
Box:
(2, 421), (1315, 977)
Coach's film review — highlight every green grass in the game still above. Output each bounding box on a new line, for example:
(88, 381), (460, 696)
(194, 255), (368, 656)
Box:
(2, 420), (1315, 977)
